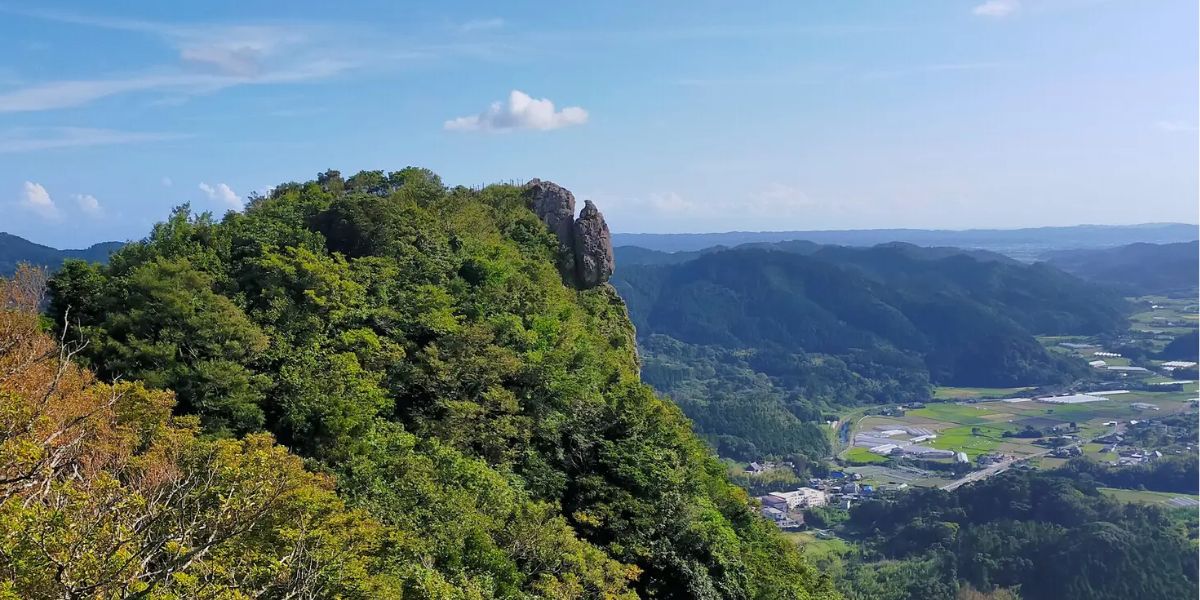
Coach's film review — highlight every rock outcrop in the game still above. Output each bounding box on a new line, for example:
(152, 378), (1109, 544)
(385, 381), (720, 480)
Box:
(523, 179), (614, 289)
(573, 200), (614, 289)
(525, 179), (576, 248)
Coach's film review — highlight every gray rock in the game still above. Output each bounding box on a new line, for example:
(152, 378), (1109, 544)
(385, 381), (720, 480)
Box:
(524, 179), (614, 290)
(572, 200), (614, 289)
(524, 178), (576, 249)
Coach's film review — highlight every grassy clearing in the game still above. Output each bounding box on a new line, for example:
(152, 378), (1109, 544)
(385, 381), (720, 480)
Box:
(844, 447), (889, 464)
(785, 531), (852, 561)
(1100, 487), (1200, 508)
(927, 424), (1016, 458)
(908, 403), (996, 425)
(933, 386), (1034, 400)
(1082, 442), (1118, 462)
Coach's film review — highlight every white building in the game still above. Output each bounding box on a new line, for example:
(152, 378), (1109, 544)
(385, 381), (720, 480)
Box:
(763, 487), (828, 511)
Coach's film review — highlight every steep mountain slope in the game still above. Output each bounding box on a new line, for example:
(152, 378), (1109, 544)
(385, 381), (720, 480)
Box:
(0, 232), (123, 275)
(46, 169), (837, 599)
(1042, 240), (1199, 294)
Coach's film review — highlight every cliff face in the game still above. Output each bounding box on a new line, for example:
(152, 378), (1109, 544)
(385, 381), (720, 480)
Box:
(524, 179), (614, 289)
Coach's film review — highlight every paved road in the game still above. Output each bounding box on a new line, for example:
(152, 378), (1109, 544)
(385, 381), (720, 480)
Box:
(940, 449), (1054, 491)
(939, 420), (1129, 491)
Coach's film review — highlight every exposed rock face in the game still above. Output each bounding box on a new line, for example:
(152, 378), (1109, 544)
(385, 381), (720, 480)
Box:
(573, 200), (615, 289)
(525, 179), (576, 247)
(523, 179), (614, 290)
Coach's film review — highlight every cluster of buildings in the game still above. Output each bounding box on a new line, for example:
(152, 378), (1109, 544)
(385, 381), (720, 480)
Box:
(758, 472), (878, 529)
(1161, 361), (1197, 371)
(1093, 430), (1165, 465)
(1064, 343), (1195, 379)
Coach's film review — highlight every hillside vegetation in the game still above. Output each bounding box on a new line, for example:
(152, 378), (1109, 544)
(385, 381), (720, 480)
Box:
(840, 468), (1198, 600)
(26, 168), (837, 599)
(613, 244), (1127, 460)
(1042, 240), (1199, 295)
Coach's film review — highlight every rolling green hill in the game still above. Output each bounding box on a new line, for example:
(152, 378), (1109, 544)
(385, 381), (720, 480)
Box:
(0, 232), (123, 276)
(616, 245), (1124, 388)
(1042, 240), (1199, 295)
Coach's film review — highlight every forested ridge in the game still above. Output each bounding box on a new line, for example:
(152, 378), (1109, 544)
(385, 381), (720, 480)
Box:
(612, 243), (1124, 460)
(1042, 240), (1199, 295)
(836, 468), (1198, 600)
(1, 169), (838, 599)
(616, 245), (1125, 386)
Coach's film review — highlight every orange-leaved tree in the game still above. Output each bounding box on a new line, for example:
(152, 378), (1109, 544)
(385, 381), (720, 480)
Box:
(0, 264), (396, 599)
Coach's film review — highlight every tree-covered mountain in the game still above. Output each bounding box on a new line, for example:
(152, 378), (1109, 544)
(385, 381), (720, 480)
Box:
(1041, 240), (1199, 295)
(612, 243), (1126, 461)
(840, 467), (1197, 600)
(0, 232), (123, 276)
(32, 169), (837, 599)
(616, 245), (1124, 387)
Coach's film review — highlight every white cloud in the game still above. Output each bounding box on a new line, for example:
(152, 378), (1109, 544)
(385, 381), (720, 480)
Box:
(0, 60), (353, 113)
(74, 193), (102, 216)
(596, 183), (817, 221)
(445, 90), (588, 132)
(20, 181), (58, 219)
(0, 127), (185, 152)
(0, 7), (512, 114)
(458, 18), (505, 33)
(0, 9), (360, 112)
(1155, 120), (1197, 133)
(973, 0), (1020, 17)
(161, 176), (173, 187)
(198, 182), (242, 208)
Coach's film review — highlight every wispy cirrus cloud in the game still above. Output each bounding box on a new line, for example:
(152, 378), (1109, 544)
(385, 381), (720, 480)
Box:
(0, 7), (410, 113)
(0, 127), (187, 153)
(973, 0), (1020, 18)
(445, 90), (588, 132)
(594, 183), (818, 222)
(862, 61), (1010, 80)
(458, 18), (505, 33)
(1155, 120), (1198, 133)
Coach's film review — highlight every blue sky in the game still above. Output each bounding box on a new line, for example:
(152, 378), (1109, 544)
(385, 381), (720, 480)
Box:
(0, 0), (1195, 247)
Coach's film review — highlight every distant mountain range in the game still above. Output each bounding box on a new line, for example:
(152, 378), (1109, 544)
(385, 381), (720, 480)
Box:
(613, 222), (1199, 258)
(0, 233), (124, 276)
(1041, 240), (1199, 295)
(615, 242), (1126, 388)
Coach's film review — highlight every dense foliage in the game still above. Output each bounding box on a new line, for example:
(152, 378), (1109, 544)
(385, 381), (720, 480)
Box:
(1056, 455), (1199, 494)
(1042, 241), (1199, 295)
(841, 469), (1197, 600)
(1, 266), (398, 598)
(615, 245), (1120, 389)
(43, 169), (837, 599)
(1158, 330), (1199, 361)
(638, 335), (922, 461)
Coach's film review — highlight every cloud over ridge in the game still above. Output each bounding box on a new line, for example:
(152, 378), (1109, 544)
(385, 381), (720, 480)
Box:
(445, 90), (588, 132)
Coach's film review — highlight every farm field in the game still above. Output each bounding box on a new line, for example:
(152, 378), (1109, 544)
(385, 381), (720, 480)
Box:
(844, 464), (949, 488)
(844, 447), (888, 464)
(1100, 487), (1200, 510)
(784, 531), (852, 562)
(840, 388), (1198, 485)
(933, 386), (1034, 400)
